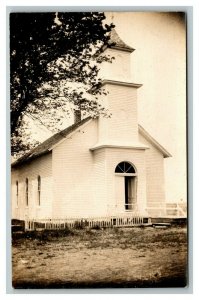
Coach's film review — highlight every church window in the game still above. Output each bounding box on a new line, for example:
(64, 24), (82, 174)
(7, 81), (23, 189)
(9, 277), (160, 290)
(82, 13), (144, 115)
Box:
(37, 175), (41, 206)
(25, 178), (28, 206)
(115, 161), (136, 174)
(16, 181), (18, 207)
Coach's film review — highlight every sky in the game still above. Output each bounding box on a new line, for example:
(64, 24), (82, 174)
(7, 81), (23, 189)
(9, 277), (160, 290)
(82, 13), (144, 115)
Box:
(104, 12), (186, 203)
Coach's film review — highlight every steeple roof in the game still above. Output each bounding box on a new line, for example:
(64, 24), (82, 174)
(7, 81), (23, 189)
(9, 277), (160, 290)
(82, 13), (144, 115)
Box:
(109, 28), (135, 53)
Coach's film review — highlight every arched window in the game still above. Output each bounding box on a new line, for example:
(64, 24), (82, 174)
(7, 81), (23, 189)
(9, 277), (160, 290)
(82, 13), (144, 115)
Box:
(37, 175), (41, 206)
(115, 161), (137, 211)
(25, 178), (28, 206)
(115, 161), (136, 174)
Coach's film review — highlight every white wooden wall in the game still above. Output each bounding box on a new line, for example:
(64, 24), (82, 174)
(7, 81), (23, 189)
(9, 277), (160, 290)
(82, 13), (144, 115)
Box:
(139, 133), (166, 216)
(11, 154), (53, 220)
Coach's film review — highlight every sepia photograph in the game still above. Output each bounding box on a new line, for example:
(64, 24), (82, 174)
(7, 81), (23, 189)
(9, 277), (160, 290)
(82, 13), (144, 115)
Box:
(10, 10), (187, 289)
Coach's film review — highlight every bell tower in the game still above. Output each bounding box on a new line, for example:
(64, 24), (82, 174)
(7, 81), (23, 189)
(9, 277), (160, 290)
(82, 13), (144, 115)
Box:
(91, 29), (144, 149)
(99, 29), (135, 82)
(90, 29), (148, 216)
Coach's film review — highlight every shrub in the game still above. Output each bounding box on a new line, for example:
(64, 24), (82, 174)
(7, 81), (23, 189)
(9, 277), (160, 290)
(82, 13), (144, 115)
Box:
(91, 224), (101, 230)
(73, 220), (87, 229)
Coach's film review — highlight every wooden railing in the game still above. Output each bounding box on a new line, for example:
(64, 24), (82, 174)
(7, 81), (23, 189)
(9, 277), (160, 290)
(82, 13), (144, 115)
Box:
(166, 202), (187, 217)
(25, 214), (149, 231)
(146, 202), (187, 218)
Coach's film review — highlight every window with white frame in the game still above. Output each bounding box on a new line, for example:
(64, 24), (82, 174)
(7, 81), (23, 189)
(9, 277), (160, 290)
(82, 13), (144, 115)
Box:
(37, 175), (41, 206)
(16, 180), (19, 207)
(115, 161), (136, 174)
(25, 178), (28, 206)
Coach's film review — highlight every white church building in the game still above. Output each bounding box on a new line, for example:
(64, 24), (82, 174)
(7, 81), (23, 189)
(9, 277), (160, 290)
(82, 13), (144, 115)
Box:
(11, 30), (172, 224)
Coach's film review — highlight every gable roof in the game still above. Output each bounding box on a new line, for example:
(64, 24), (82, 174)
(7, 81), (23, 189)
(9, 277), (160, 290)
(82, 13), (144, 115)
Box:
(108, 29), (135, 53)
(11, 117), (92, 168)
(138, 124), (172, 158)
(12, 118), (171, 168)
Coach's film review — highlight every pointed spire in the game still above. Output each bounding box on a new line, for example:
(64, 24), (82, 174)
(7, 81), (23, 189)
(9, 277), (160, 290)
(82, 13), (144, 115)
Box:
(109, 28), (135, 53)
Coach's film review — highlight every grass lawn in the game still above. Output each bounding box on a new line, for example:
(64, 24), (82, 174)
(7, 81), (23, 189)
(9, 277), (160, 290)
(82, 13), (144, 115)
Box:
(12, 225), (187, 289)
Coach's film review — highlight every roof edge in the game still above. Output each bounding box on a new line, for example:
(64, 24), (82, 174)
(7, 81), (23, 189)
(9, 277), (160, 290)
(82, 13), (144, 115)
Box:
(110, 45), (135, 53)
(102, 79), (142, 89)
(138, 124), (172, 158)
(11, 117), (92, 168)
(49, 117), (93, 151)
(109, 29), (135, 53)
(90, 143), (149, 151)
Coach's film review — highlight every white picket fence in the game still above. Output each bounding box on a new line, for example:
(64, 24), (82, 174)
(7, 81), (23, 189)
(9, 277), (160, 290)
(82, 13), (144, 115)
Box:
(25, 214), (149, 231)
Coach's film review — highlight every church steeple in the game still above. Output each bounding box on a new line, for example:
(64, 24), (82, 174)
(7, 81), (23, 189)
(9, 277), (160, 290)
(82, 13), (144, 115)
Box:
(108, 28), (135, 53)
(93, 28), (143, 146)
(99, 28), (135, 83)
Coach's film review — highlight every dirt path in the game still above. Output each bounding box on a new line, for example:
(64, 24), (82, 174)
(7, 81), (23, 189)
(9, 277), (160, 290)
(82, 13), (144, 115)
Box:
(12, 226), (187, 288)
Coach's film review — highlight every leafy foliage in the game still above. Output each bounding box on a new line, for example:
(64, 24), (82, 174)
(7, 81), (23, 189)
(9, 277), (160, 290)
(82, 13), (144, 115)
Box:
(10, 12), (114, 155)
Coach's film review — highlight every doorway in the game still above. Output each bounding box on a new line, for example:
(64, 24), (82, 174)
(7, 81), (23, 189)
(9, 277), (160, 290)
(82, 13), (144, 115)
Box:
(115, 161), (137, 212)
(125, 176), (135, 210)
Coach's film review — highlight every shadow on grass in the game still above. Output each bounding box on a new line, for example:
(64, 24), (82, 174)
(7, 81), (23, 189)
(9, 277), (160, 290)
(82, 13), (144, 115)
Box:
(13, 275), (187, 289)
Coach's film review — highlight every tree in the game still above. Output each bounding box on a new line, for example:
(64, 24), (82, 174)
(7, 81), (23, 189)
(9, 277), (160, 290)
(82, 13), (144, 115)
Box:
(10, 12), (114, 155)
